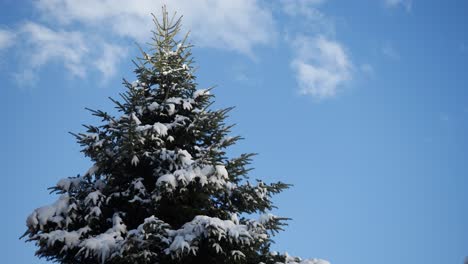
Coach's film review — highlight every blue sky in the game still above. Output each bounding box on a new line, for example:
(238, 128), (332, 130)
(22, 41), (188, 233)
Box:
(1, 0), (467, 263)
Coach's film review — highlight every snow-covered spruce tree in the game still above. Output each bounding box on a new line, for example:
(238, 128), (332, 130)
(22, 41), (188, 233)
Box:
(23, 10), (328, 264)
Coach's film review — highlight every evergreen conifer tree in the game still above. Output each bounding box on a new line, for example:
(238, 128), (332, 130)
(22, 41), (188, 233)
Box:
(23, 8), (329, 264)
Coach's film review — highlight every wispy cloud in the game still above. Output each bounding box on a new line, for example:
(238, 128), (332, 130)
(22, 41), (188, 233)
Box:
(384, 0), (412, 12)
(0, 29), (15, 50)
(279, 0), (335, 36)
(93, 42), (127, 81)
(7, 0), (276, 84)
(35, 0), (275, 56)
(279, 0), (354, 100)
(20, 22), (89, 78)
(10, 22), (128, 86)
(5, 0), (361, 101)
(291, 35), (352, 99)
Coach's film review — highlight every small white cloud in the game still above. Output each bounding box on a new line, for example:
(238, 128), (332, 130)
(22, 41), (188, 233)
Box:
(0, 29), (15, 50)
(291, 35), (352, 99)
(178, 0), (276, 56)
(20, 22), (89, 79)
(382, 43), (400, 60)
(94, 43), (127, 81)
(384, 0), (412, 12)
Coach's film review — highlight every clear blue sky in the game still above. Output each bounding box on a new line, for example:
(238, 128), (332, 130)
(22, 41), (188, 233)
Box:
(1, 1), (467, 263)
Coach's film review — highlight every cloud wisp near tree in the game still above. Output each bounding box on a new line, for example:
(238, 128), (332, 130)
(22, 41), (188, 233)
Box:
(23, 9), (329, 264)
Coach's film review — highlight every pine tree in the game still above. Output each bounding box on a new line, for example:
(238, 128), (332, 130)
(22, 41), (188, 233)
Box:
(23, 8), (328, 264)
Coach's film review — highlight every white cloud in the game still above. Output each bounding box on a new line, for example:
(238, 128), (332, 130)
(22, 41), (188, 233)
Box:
(12, 22), (128, 85)
(279, 0), (356, 99)
(7, 0), (360, 100)
(94, 43), (127, 81)
(0, 29), (15, 50)
(291, 36), (352, 99)
(8, 0), (276, 84)
(384, 0), (412, 12)
(279, 0), (335, 36)
(35, 0), (275, 56)
(20, 22), (89, 78)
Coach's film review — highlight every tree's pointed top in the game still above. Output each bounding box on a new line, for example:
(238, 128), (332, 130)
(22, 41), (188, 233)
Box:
(149, 6), (187, 51)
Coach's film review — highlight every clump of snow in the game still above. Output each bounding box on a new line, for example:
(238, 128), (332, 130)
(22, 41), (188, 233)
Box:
(131, 178), (146, 196)
(130, 113), (142, 125)
(130, 80), (148, 90)
(161, 66), (188, 76)
(212, 242), (223, 253)
(215, 165), (228, 179)
(284, 253), (330, 264)
(93, 139), (105, 148)
(56, 177), (84, 192)
(85, 191), (103, 206)
(40, 226), (91, 251)
(193, 89), (210, 98)
(166, 97), (182, 104)
(27, 194), (71, 230)
(127, 215), (170, 242)
(178, 150), (193, 166)
(148, 102), (160, 111)
(165, 215), (260, 258)
(156, 163), (233, 192)
(230, 213), (240, 224)
(85, 164), (99, 177)
(231, 250), (246, 260)
(156, 174), (177, 188)
(258, 213), (276, 224)
(136, 124), (152, 132)
(131, 155), (139, 166)
(78, 214), (127, 264)
(182, 100), (192, 110)
(152, 122), (168, 136)
(165, 103), (176, 116)
(254, 181), (268, 199)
